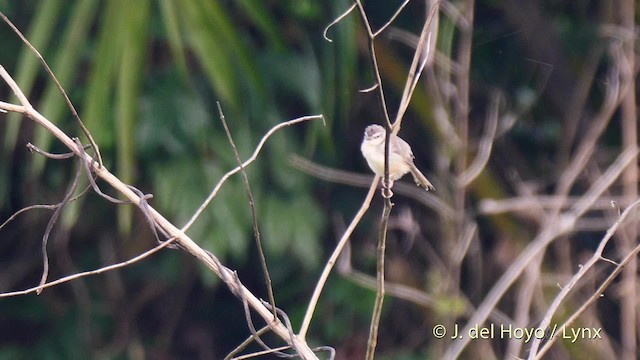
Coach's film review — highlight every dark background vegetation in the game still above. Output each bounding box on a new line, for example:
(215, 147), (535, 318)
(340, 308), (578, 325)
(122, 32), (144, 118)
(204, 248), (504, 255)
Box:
(0, 1), (637, 359)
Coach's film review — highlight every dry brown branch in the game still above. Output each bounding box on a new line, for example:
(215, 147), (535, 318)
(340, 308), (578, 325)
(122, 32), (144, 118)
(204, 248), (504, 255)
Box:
(354, 0), (393, 129)
(506, 253), (543, 357)
(478, 196), (634, 215)
(217, 102), (277, 320)
(0, 65), (323, 359)
(323, 3), (356, 42)
(443, 25), (636, 355)
(617, 2), (637, 357)
(527, 198), (640, 358)
(392, 1), (440, 131)
(179, 114), (324, 234)
(456, 91), (500, 187)
(372, 0), (413, 38)
(0, 180), (92, 230)
(0, 10), (103, 167)
(299, 181), (378, 337)
(0, 236), (178, 298)
(365, 185), (392, 360)
(231, 345), (292, 360)
(33, 144), (84, 293)
(224, 326), (271, 360)
(444, 146), (638, 359)
(534, 231), (640, 359)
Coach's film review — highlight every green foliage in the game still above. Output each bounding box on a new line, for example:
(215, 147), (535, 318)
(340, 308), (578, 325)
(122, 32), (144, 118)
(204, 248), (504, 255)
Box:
(1, 1), (355, 357)
(1, 0), (338, 258)
(318, 278), (376, 342)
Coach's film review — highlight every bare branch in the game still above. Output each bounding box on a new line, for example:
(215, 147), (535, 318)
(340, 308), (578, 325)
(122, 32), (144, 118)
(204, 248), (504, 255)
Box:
(0, 237), (178, 298)
(372, 0), (413, 38)
(27, 142), (83, 159)
(299, 181), (378, 337)
(0, 186), (91, 231)
(323, 3), (356, 42)
(478, 196), (633, 215)
(217, 102), (277, 319)
(224, 326), (272, 360)
(0, 66), (322, 359)
(531, 198), (640, 359)
(231, 345), (292, 360)
(0, 10), (103, 168)
(354, 0), (393, 129)
(37, 150), (83, 293)
(444, 146), (639, 359)
(180, 115), (324, 234)
(457, 91), (500, 186)
(366, 184), (392, 360)
(393, 1), (440, 131)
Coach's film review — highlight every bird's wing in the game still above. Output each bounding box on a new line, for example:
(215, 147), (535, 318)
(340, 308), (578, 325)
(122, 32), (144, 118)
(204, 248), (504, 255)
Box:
(391, 134), (415, 161)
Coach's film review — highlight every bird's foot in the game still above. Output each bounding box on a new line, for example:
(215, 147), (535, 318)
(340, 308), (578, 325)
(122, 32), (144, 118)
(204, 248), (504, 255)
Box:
(381, 179), (394, 198)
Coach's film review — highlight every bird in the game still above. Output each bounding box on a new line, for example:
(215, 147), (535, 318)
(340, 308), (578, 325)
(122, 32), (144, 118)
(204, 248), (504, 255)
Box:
(360, 124), (435, 192)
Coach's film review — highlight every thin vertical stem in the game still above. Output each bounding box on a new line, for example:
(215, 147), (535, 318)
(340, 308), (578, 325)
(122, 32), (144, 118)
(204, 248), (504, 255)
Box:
(449, 0), (475, 299)
(365, 194), (392, 360)
(618, 0), (637, 358)
(217, 103), (277, 320)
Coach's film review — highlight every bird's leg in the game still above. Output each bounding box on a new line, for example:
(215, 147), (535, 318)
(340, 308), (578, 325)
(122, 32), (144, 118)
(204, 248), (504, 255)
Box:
(381, 179), (394, 198)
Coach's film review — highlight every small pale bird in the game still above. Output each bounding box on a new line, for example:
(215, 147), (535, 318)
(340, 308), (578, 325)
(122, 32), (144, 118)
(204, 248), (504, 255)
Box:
(360, 124), (435, 191)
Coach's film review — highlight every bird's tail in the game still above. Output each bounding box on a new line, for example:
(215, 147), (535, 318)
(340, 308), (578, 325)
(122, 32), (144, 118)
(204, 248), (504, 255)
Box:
(409, 165), (435, 191)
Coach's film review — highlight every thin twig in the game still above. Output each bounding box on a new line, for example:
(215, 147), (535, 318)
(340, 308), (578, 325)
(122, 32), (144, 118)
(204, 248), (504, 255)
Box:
(365, 194), (391, 360)
(224, 326), (272, 360)
(457, 91), (500, 186)
(233, 272), (285, 357)
(37, 148), (83, 293)
(323, 3), (356, 42)
(231, 345), (292, 360)
(180, 115), (324, 234)
(126, 185), (170, 243)
(299, 181), (378, 338)
(527, 198), (640, 358)
(478, 196), (633, 215)
(27, 142), (91, 159)
(372, 0), (413, 38)
(534, 232), (640, 359)
(354, 0), (393, 129)
(75, 138), (129, 204)
(365, 118), (393, 360)
(217, 102), (277, 320)
(262, 300), (303, 357)
(613, 7), (637, 356)
(393, 1), (440, 130)
(0, 236), (178, 298)
(0, 188), (91, 231)
(0, 10), (103, 168)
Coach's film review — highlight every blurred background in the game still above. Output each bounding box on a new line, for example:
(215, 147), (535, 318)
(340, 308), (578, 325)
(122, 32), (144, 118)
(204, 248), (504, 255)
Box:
(0, 0), (637, 359)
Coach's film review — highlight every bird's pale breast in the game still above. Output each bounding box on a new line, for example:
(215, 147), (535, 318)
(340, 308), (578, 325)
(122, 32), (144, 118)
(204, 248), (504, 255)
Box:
(361, 141), (411, 180)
